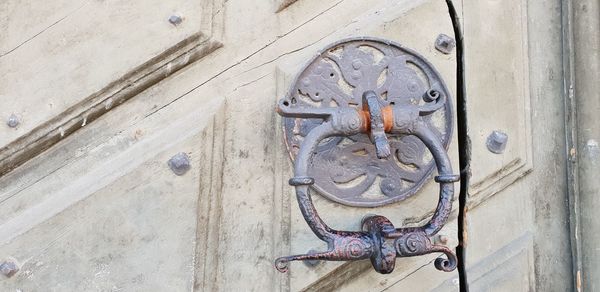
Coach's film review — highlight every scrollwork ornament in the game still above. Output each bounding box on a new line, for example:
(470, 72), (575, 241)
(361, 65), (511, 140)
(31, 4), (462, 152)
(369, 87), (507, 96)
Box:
(282, 37), (453, 207)
(274, 37), (459, 275)
(396, 135), (426, 166)
(395, 232), (433, 256)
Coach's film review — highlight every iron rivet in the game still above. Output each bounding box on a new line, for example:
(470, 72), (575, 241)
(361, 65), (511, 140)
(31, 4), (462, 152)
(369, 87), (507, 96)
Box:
(486, 130), (508, 154)
(168, 15), (183, 26)
(303, 249), (321, 267)
(0, 260), (19, 278)
(168, 152), (191, 176)
(7, 114), (19, 128)
(434, 34), (456, 54)
(381, 178), (398, 194)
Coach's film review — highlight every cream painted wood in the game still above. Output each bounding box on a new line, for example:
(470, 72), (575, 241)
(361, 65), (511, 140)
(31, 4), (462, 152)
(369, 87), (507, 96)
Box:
(462, 1), (573, 291)
(464, 0), (533, 204)
(0, 0), (573, 291)
(0, 0), (220, 176)
(0, 0), (204, 144)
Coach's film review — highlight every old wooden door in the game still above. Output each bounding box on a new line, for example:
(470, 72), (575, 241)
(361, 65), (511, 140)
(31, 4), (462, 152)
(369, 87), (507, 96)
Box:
(0, 0), (574, 291)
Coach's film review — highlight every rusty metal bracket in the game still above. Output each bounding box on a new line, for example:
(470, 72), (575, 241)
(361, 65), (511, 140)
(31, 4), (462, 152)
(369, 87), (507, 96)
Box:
(274, 37), (459, 274)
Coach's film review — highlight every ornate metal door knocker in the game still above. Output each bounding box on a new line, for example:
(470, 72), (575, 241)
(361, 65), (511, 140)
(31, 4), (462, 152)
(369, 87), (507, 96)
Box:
(274, 37), (459, 274)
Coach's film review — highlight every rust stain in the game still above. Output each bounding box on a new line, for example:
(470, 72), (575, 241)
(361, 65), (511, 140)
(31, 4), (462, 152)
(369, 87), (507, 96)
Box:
(577, 270), (581, 292)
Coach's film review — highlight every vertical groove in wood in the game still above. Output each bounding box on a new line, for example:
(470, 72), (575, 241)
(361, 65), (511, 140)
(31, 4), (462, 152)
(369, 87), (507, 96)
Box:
(275, 67), (293, 292)
(561, 1), (582, 291)
(193, 104), (226, 291)
(571, 0), (600, 289)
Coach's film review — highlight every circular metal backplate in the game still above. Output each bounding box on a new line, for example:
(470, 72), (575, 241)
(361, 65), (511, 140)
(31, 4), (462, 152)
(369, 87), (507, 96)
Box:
(283, 37), (453, 207)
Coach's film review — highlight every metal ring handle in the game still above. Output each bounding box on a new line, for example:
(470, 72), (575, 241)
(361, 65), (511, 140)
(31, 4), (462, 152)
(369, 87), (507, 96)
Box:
(274, 104), (458, 273)
(413, 121), (458, 236)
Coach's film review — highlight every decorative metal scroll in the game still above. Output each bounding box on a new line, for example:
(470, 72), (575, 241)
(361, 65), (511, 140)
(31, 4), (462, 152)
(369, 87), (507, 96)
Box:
(274, 37), (459, 274)
(283, 38), (453, 207)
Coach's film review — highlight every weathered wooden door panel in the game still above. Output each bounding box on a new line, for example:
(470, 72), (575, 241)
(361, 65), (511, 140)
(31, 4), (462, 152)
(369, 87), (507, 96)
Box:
(0, 76), (226, 290)
(462, 0), (574, 291)
(461, 1), (536, 290)
(464, 0), (532, 202)
(434, 233), (534, 292)
(0, 137), (204, 291)
(0, 0), (220, 176)
(0, 0), (574, 291)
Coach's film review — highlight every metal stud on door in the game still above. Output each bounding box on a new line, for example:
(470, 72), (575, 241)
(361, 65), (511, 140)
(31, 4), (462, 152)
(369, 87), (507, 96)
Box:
(274, 37), (459, 274)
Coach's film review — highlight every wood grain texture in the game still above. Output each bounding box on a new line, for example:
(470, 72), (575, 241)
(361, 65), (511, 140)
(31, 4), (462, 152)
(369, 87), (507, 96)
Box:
(0, 0), (222, 176)
(193, 105), (226, 291)
(433, 233), (534, 292)
(0, 0), (569, 290)
(463, 0), (533, 207)
(276, 0), (300, 12)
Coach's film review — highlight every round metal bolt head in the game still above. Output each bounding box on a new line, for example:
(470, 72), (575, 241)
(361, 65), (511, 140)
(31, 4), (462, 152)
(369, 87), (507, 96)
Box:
(168, 15), (183, 25)
(434, 34), (456, 54)
(0, 260), (19, 278)
(7, 114), (19, 128)
(486, 130), (508, 154)
(168, 152), (191, 176)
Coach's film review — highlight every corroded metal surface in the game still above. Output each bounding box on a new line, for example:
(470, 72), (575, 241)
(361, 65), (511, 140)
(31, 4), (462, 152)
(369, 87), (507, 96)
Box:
(282, 37), (453, 207)
(434, 34), (456, 54)
(168, 152), (191, 176)
(275, 37), (458, 274)
(486, 130), (508, 154)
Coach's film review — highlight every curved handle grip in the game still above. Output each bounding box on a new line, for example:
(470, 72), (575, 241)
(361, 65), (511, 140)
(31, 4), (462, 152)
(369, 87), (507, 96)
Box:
(274, 92), (459, 274)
